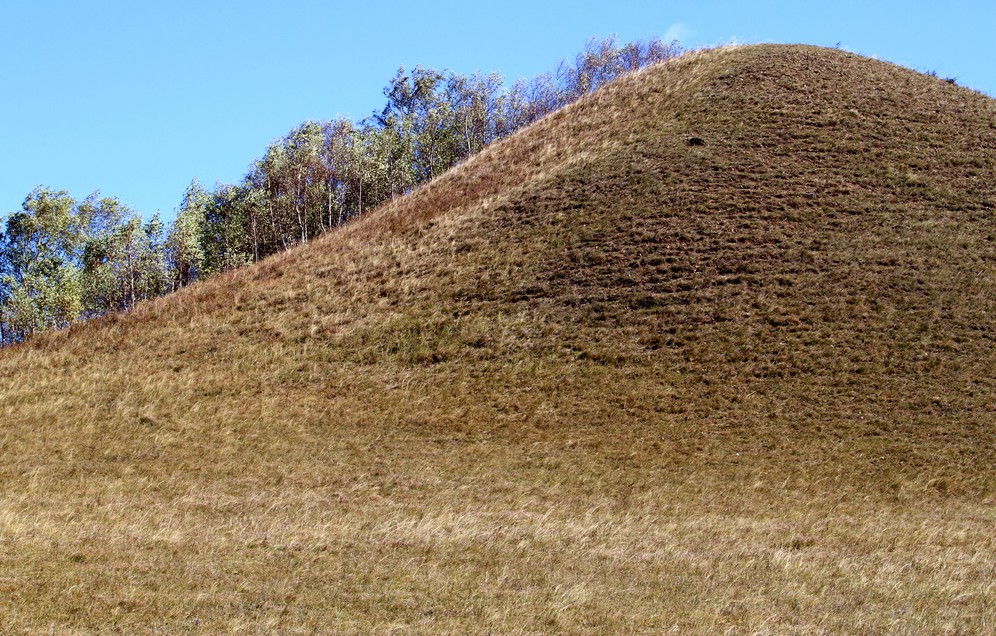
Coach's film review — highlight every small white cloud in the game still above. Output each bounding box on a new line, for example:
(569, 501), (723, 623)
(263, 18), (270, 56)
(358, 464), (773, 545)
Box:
(664, 22), (693, 43)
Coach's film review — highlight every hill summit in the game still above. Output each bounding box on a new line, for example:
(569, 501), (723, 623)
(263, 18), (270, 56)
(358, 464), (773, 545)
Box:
(2, 45), (994, 632)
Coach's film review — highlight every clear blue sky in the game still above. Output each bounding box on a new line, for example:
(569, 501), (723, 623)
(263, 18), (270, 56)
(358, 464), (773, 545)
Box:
(1, 1), (993, 222)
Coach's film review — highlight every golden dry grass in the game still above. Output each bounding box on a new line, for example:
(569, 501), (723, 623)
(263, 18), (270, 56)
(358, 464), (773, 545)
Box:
(1, 45), (994, 633)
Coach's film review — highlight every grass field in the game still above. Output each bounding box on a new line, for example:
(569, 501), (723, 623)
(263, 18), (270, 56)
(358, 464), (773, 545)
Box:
(1, 45), (994, 633)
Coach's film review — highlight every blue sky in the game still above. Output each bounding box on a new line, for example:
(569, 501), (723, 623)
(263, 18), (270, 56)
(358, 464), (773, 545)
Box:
(1, 1), (993, 222)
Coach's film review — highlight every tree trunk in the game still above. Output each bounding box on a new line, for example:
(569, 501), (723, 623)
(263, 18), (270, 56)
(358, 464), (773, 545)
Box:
(250, 212), (259, 262)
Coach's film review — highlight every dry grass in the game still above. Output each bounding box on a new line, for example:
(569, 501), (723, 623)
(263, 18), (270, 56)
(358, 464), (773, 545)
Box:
(1, 45), (994, 633)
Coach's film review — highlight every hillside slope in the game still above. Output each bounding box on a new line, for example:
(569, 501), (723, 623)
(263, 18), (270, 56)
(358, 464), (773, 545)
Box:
(1, 45), (994, 633)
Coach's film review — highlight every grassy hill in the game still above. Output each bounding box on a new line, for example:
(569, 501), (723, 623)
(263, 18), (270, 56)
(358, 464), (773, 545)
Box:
(1, 44), (994, 633)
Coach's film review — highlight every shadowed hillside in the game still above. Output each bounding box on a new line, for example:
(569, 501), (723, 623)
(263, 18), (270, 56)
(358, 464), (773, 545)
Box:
(1, 44), (994, 633)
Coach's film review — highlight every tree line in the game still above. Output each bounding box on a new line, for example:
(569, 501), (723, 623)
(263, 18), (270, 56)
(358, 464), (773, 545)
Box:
(0, 36), (680, 345)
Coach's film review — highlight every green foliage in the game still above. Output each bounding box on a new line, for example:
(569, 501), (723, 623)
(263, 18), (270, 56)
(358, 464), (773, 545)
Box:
(0, 189), (169, 343)
(200, 183), (251, 275)
(166, 180), (208, 288)
(81, 196), (168, 315)
(78, 194), (168, 315)
(0, 188), (84, 342)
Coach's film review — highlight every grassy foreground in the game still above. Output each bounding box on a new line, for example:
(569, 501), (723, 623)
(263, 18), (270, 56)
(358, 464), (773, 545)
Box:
(1, 45), (994, 633)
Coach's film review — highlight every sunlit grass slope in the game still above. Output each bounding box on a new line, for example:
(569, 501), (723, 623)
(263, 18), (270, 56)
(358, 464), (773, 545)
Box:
(1, 45), (994, 633)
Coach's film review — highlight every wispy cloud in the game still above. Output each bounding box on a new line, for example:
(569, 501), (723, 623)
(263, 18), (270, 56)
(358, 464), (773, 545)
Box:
(663, 22), (693, 44)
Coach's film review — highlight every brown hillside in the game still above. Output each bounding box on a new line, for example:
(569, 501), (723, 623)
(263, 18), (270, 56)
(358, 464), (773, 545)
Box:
(1, 45), (994, 633)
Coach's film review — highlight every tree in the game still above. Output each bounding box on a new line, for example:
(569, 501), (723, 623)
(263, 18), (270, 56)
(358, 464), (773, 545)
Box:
(0, 188), (84, 342)
(447, 71), (506, 156)
(200, 182), (251, 276)
(79, 194), (168, 313)
(320, 118), (355, 228)
(285, 121), (325, 242)
(166, 180), (208, 288)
